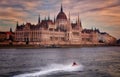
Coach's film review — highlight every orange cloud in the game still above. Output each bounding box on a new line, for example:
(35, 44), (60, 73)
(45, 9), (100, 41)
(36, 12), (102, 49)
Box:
(0, 7), (28, 23)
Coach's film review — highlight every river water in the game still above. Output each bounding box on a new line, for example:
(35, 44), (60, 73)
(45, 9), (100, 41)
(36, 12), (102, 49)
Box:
(0, 47), (120, 77)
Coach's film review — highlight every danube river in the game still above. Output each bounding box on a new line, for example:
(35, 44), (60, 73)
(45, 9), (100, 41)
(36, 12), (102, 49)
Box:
(0, 47), (120, 77)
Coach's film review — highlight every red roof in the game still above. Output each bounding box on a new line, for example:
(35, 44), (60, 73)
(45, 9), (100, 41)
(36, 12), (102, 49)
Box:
(6, 32), (12, 35)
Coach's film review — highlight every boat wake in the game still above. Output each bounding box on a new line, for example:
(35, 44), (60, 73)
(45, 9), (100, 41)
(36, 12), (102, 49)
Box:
(13, 63), (84, 77)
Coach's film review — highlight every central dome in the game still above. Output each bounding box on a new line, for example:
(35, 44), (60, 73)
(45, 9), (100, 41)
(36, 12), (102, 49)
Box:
(57, 12), (67, 20)
(56, 4), (67, 20)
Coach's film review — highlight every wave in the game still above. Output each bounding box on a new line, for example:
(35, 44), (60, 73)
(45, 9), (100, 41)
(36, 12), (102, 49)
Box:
(13, 63), (84, 77)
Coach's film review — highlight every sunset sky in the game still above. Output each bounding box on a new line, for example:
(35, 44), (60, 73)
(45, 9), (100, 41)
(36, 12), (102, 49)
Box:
(0, 0), (120, 39)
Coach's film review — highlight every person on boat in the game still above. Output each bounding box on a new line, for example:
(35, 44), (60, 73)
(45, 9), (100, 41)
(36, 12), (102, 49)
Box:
(72, 62), (77, 66)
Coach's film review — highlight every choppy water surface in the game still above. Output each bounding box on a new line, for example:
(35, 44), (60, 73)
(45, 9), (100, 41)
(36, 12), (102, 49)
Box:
(0, 47), (120, 77)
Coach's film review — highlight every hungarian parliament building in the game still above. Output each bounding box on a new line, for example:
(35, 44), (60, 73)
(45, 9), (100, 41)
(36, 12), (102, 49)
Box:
(15, 5), (116, 45)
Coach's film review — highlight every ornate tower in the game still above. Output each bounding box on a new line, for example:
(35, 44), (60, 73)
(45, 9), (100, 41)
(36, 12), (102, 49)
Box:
(56, 4), (67, 21)
(16, 21), (18, 26)
(68, 12), (70, 21)
(77, 13), (82, 31)
(56, 4), (68, 31)
(16, 21), (19, 31)
(54, 15), (56, 24)
(47, 13), (50, 20)
(10, 28), (12, 32)
(38, 14), (40, 24)
(61, 3), (63, 12)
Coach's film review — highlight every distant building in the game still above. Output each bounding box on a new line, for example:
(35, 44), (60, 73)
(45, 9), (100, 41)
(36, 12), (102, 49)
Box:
(0, 32), (7, 42)
(81, 28), (100, 44)
(15, 4), (116, 45)
(0, 28), (14, 44)
(117, 39), (120, 44)
(99, 32), (116, 44)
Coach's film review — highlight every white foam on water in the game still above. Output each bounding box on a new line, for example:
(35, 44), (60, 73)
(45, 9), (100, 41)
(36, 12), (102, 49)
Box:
(13, 63), (84, 77)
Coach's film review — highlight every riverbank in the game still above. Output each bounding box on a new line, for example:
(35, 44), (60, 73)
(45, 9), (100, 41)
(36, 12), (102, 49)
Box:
(0, 44), (119, 49)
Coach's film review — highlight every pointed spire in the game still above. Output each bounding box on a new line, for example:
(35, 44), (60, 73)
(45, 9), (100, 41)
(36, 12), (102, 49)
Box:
(16, 21), (18, 26)
(61, 3), (63, 12)
(76, 18), (77, 24)
(54, 15), (56, 23)
(77, 13), (82, 27)
(16, 21), (19, 30)
(23, 22), (24, 25)
(69, 12), (71, 21)
(78, 13), (80, 23)
(38, 14), (40, 24)
(44, 16), (46, 20)
(10, 27), (12, 32)
(48, 13), (50, 20)
(91, 27), (93, 31)
(95, 27), (96, 30)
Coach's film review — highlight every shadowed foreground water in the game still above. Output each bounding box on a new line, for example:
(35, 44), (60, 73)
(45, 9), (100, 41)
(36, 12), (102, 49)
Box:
(0, 47), (120, 77)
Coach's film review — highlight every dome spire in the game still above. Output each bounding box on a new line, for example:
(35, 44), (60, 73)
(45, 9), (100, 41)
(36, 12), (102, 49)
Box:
(61, 3), (63, 12)
(56, 4), (67, 20)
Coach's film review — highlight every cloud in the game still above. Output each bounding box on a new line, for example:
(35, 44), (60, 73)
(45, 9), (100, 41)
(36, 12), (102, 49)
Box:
(0, 7), (28, 23)
(0, 0), (120, 39)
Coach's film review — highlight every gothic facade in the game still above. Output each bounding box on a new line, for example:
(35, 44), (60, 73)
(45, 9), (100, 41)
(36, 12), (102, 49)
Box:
(15, 5), (116, 45)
